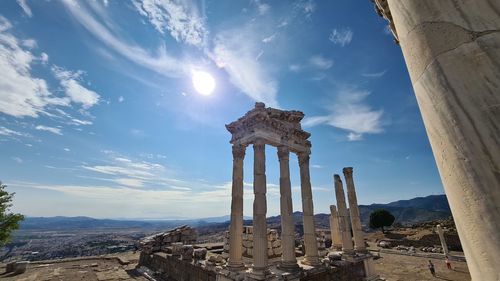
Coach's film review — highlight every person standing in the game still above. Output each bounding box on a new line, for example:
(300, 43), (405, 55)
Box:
(428, 260), (436, 277)
(445, 256), (452, 270)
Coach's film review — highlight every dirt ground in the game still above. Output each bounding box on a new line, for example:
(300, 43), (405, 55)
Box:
(0, 252), (147, 281)
(374, 252), (471, 281)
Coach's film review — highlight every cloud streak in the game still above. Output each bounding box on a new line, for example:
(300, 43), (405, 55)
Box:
(329, 27), (353, 47)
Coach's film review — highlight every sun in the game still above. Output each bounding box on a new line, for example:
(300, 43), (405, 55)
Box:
(191, 70), (216, 96)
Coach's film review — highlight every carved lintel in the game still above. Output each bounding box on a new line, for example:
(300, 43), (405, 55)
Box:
(372, 0), (399, 44)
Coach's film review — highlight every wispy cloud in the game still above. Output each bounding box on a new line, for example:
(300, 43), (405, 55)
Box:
(132, 0), (207, 47)
(362, 70), (386, 78)
(329, 27), (353, 47)
(211, 25), (278, 107)
(61, 0), (186, 78)
(16, 0), (32, 17)
(0, 126), (27, 137)
(295, 0), (316, 18)
(52, 66), (100, 109)
(308, 55), (333, 70)
(12, 157), (23, 164)
(303, 88), (385, 141)
(35, 125), (63, 135)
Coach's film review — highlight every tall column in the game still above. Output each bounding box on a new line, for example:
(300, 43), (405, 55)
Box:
(251, 140), (268, 278)
(436, 224), (449, 256)
(329, 205), (342, 250)
(375, 1), (500, 280)
(277, 146), (299, 271)
(228, 144), (246, 270)
(298, 152), (320, 266)
(334, 175), (354, 255)
(343, 167), (366, 253)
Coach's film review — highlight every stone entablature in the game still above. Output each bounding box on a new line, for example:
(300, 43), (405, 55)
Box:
(225, 102), (311, 154)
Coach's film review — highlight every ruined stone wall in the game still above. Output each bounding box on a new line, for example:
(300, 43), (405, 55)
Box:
(222, 226), (282, 259)
(139, 252), (216, 281)
(138, 225), (197, 254)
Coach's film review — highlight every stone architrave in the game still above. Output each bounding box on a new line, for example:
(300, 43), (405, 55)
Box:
(298, 153), (320, 266)
(343, 167), (366, 253)
(277, 146), (299, 271)
(334, 175), (354, 255)
(373, 1), (500, 280)
(436, 224), (449, 256)
(228, 144), (246, 271)
(251, 140), (269, 277)
(329, 205), (342, 250)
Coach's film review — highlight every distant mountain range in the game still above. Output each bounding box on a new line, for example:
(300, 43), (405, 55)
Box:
(20, 194), (450, 231)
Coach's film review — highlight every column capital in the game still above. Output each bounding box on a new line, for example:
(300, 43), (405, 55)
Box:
(297, 152), (310, 166)
(253, 139), (266, 149)
(342, 167), (353, 178)
(232, 144), (246, 159)
(330, 204), (337, 213)
(277, 146), (289, 161)
(334, 174), (342, 182)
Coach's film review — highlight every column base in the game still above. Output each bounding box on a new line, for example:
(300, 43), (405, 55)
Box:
(227, 261), (246, 271)
(247, 267), (270, 280)
(278, 260), (300, 272)
(300, 255), (320, 266)
(355, 248), (369, 254)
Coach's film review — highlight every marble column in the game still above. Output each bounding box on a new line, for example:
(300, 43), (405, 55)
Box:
(343, 167), (366, 253)
(277, 146), (299, 270)
(329, 205), (342, 250)
(334, 174), (354, 255)
(251, 140), (268, 277)
(436, 224), (449, 256)
(374, 1), (500, 279)
(298, 152), (320, 266)
(228, 144), (246, 270)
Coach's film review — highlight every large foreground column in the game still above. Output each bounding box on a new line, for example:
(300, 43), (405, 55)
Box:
(277, 146), (299, 271)
(378, 1), (500, 279)
(228, 144), (246, 270)
(436, 224), (449, 256)
(329, 205), (342, 250)
(343, 167), (366, 253)
(298, 152), (320, 265)
(334, 175), (354, 255)
(251, 140), (268, 278)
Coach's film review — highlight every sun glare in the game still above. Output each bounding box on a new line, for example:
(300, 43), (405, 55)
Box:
(192, 70), (216, 96)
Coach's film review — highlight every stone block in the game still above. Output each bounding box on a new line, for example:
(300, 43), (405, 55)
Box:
(193, 248), (207, 260)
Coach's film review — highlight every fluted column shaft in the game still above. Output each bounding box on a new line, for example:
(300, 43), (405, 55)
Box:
(343, 167), (366, 253)
(334, 174), (354, 254)
(329, 205), (342, 250)
(252, 141), (268, 276)
(277, 146), (298, 270)
(228, 144), (246, 270)
(298, 152), (320, 265)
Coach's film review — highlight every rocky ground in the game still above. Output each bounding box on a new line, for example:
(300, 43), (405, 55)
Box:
(373, 251), (471, 281)
(0, 252), (147, 281)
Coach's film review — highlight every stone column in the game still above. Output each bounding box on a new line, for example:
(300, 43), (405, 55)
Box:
(298, 152), (320, 266)
(343, 167), (366, 253)
(228, 144), (246, 270)
(251, 140), (268, 278)
(374, 1), (500, 280)
(436, 224), (449, 256)
(329, 205), (342, 250)
(277, 146), (299, 270)
(334, 175), (354, 255)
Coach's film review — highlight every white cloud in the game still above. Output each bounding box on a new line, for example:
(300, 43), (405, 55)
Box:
(35, 125), (62, 135)
(39, 52), (49, 64)
(63, 148), (70, 152)
(52, 66), (100, 109)
(61, 0), (186, 78)
(17, 0), (32, 17)
(22, 39), (36, 48)
(132, 0), (207, 47)
(70, 118), (93, 125)
(329, 28), (353, 47)
(296, 0), (315, 17)
(254, 1), (270, 15)
(308, 55), (333, 70)
(114, 178), (144, 188)
(311, 164), (323, 169)
(262, 33), (276, 43)
(211, 27), (278, 107)
(289, 64), (302, 72)
(118, 96), (124, 103)
(0, 126), (26, 137)
(362, 70), (386, 78)
(303, 89), (385, 141)
(12, 157), (23, 164)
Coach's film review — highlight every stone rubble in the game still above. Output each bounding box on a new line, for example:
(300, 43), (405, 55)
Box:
(223, 226), (282, 260)
(138, 225), (197, 254)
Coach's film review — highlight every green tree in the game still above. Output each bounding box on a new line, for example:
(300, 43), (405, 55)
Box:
(0, 181), (24, 245)
(369, 209), (395, 233)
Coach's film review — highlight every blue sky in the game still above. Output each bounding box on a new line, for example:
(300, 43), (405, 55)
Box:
(0, 0), (444, 219)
